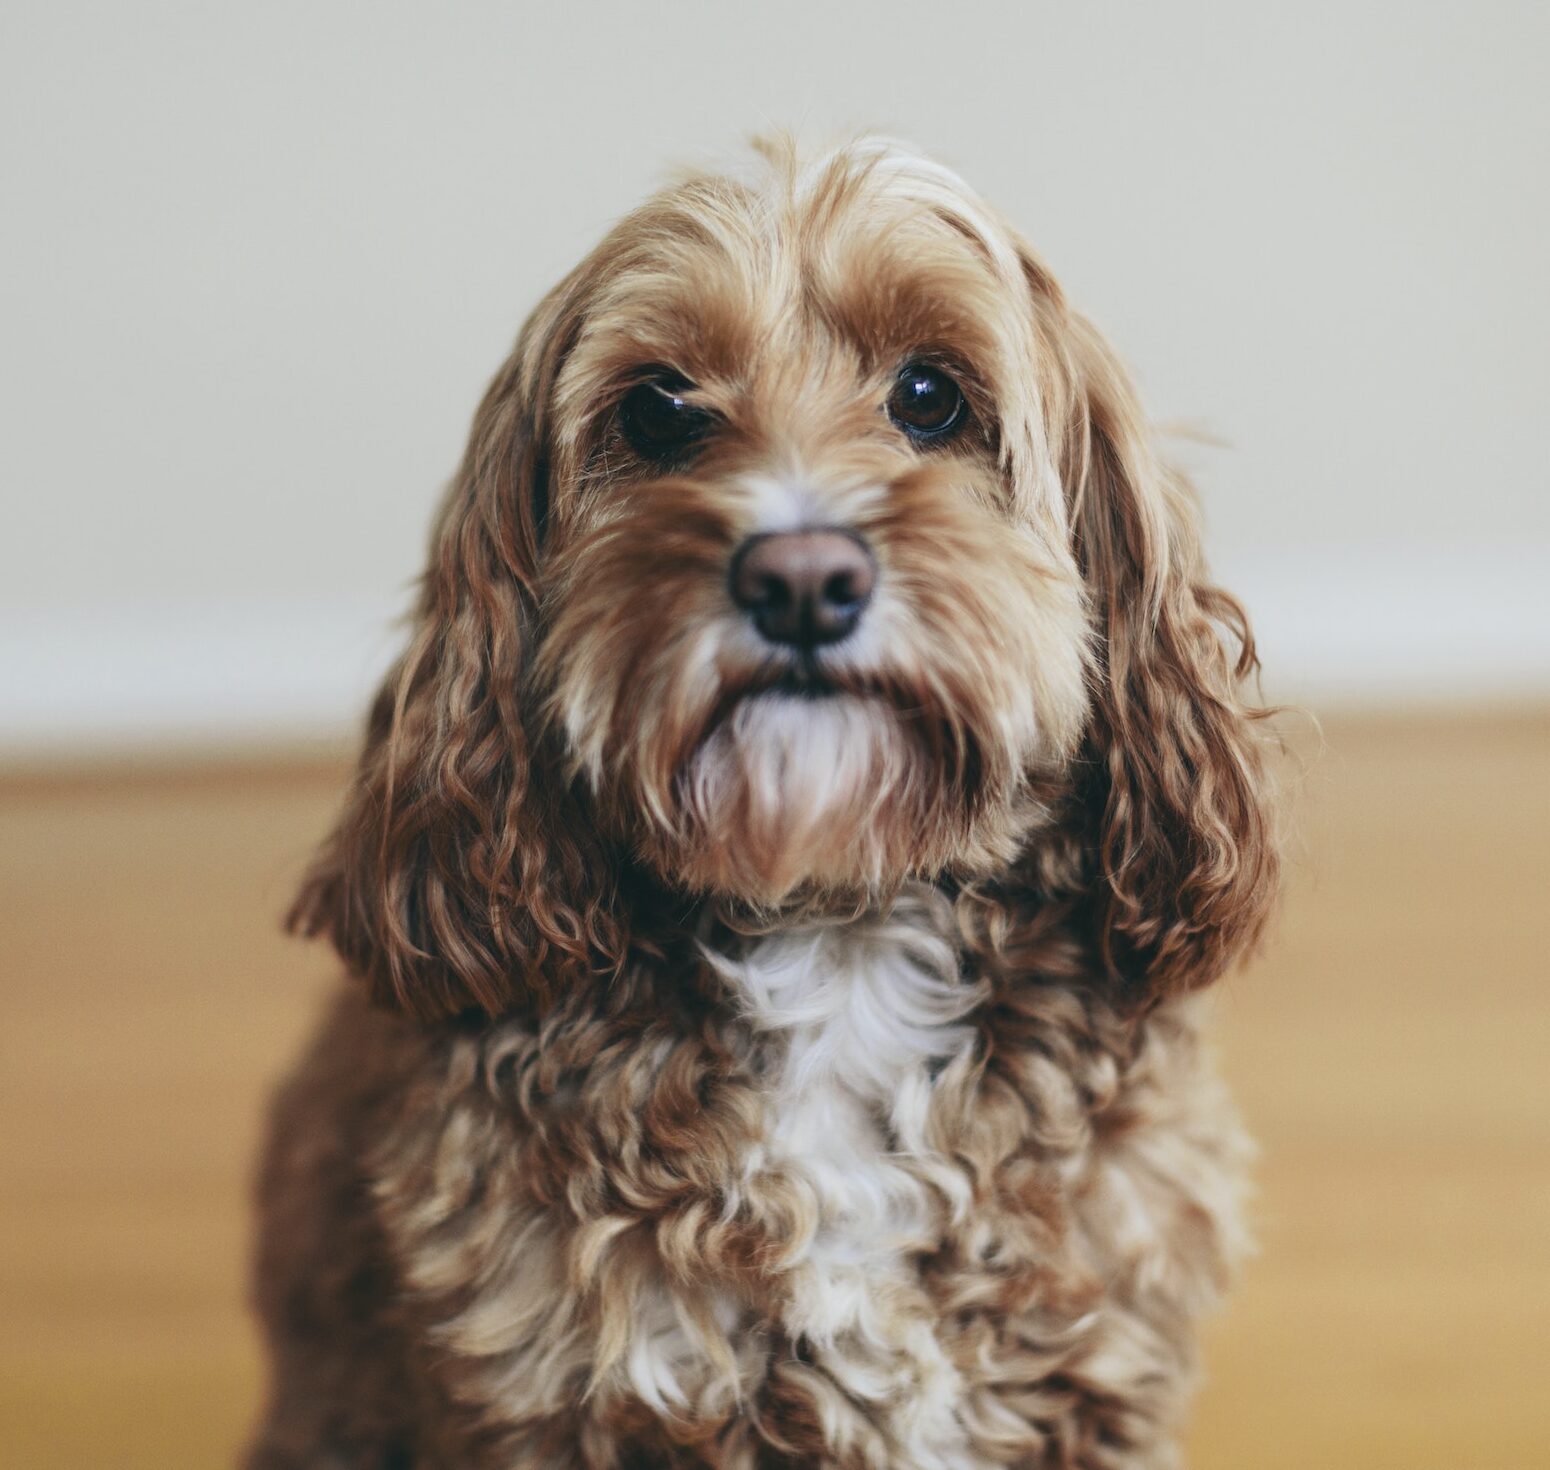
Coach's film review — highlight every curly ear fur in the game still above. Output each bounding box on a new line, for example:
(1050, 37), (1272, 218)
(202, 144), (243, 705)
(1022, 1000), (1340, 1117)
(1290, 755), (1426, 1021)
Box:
(288, 288), (626, 1023)
(1035, 279), (1280, 1001)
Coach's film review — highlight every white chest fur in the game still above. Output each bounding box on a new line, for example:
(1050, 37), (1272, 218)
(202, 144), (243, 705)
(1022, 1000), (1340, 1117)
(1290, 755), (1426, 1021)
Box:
(704, 887), (991, 1464)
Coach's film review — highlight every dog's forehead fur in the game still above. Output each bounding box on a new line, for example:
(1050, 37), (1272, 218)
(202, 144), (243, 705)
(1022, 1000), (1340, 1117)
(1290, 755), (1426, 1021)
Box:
(546, 139), (1061, 521)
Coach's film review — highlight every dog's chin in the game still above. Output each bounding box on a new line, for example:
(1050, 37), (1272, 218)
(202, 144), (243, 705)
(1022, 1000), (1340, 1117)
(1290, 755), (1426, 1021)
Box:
(633, 689), (995, 907)
(667, 691), (921, 903)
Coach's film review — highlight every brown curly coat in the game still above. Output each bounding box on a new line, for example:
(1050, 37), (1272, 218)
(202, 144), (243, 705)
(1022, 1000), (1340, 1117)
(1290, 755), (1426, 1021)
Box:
(248, 138), (1278, 1469)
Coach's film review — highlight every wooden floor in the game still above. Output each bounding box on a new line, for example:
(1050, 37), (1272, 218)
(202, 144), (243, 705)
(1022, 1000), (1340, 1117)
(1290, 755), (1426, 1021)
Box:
(1, 712), (1547, 1469)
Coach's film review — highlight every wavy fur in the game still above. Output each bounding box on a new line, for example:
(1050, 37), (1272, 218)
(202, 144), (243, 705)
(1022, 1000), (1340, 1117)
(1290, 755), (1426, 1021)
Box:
(253, 136), (1279, 1469)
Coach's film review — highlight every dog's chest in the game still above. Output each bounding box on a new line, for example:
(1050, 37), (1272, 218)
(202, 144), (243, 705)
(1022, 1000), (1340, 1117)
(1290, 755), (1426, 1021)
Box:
(705, 895), (988, 1454)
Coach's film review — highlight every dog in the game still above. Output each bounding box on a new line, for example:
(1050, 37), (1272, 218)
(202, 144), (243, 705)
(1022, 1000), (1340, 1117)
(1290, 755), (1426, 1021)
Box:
(247, 137), (1279, 1469)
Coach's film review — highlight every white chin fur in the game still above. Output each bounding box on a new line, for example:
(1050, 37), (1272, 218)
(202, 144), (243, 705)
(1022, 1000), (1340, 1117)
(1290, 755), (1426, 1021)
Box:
(679, 693), (919, 899)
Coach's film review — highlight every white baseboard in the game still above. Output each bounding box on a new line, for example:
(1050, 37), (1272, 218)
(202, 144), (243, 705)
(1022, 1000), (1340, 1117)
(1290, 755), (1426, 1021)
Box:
(1216, 544), (1550, 706)
(2, 548), (1546, 759)
(0, 597), (406, 759)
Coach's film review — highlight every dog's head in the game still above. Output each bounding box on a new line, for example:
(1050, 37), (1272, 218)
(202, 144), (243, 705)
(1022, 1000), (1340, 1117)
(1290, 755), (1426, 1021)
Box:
(292, 139), (1277, 1020)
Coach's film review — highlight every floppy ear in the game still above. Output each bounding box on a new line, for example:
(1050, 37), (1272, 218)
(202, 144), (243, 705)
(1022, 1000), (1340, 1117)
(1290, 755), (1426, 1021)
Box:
(1040, 294), (1280, 1001)
(288, 293), (623, 1023)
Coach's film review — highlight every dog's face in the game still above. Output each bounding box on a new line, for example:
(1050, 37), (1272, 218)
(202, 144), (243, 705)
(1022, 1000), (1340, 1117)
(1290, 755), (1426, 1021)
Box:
(294, 141), (1277, 1020)
(535, 149), (1089, 901)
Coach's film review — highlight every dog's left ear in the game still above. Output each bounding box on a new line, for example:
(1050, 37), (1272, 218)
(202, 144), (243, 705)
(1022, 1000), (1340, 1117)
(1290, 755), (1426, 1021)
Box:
(1028, 263), (1281, 1002)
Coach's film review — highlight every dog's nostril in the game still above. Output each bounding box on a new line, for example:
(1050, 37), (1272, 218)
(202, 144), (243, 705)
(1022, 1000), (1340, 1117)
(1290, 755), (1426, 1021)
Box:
(823, 569), (863, 607)
(730, 529), (875, 649)
(756, 572), (794, 610)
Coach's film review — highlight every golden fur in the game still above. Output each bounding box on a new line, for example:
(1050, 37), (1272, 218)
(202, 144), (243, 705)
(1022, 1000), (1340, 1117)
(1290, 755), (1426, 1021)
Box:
(249, 137), (1279, 1468)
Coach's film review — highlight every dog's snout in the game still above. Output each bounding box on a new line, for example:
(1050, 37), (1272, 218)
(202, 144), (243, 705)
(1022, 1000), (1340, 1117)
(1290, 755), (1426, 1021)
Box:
(730, 529), (875, 649)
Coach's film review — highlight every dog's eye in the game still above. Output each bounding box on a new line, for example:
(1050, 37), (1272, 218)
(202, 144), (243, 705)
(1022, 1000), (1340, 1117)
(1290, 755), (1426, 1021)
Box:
(887, 363), (966, 442)
(619, 373), (712, 462)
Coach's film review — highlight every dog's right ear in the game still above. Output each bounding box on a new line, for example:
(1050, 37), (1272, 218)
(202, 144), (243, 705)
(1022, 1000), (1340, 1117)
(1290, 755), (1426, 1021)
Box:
(287, 285), (622, 1023)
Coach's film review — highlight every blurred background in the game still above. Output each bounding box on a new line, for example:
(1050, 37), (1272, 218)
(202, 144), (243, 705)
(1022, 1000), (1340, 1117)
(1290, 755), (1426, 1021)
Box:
(2, 3), (1546, 1467)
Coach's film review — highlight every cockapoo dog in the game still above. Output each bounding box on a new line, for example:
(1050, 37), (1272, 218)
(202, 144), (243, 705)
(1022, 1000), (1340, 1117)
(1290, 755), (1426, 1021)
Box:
(248, 137), (1279, 1469)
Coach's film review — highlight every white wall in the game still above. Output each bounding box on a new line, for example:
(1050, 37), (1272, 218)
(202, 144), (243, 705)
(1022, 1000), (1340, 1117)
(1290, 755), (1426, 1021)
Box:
(3, 1), (1547, 753)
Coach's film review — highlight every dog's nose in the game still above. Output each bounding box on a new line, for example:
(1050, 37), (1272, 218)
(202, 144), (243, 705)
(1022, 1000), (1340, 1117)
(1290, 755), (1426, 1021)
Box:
(730, 529), (876, 649)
